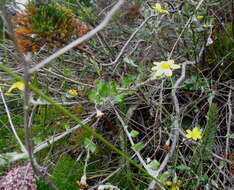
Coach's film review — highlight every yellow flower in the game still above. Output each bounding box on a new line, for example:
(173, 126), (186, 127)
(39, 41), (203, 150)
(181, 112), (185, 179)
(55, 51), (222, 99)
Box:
(186, 127), (202, 140)
(151, 3), (170, 15)
(151, 60), (180, 78)
(166, 180), (181, 190)
(6, 81), (25, 94)
(68, 89), (78, 96)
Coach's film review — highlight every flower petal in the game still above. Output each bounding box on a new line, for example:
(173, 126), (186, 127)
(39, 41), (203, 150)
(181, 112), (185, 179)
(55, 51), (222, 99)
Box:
(6, 81), (25, 94)
(153, 62), (161, 66)
(68, 89), (78, 96)
(155, 3), (162, 9)
(152, 3), (170, 15)
(186, 129), (192, 133)
(170, 64), (181, 69)
(186, 127), (202, 140)
(155, 70), (163, 77)
(165, 181), (172, 186)
(167, 60), (174, 64)
(164, 69), (172, 77)
(151, 66), (158, 71)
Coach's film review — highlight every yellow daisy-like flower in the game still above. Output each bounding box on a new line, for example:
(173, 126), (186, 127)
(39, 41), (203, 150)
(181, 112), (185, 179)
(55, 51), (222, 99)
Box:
(186, 127), (202, 140)
(68, 89), (78, 96)
(151, 60), (180, 78)
(166, 180), (182, 190)
(6, 81), (25, 95)
(151, 3), (170, 15)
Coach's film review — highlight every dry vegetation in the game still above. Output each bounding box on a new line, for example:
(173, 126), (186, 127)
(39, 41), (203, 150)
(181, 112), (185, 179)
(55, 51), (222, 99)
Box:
(0, 0), (233, 190)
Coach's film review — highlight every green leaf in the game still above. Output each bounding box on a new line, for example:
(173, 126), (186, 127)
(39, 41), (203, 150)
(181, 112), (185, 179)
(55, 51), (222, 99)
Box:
(128, 90), (136, 95)
(108, 81), (118, 96)
(95, 80), (109, 97)
(63, 123), (70, 131)
(51, 155), (84, 190)
(121, 75), (136, 88)
(150, 160), (160, 170)
(87, 89), (97, 102)
(77, 85), (85, 91)
(132, 142), (143, 152)
(198, 175), (209, 183)
(114, 93), (126, 103)
(175, 164), (191, 171)
(123, 57), (138, 67)
(33, 73), (39, 89)
(87, 89), (101, 103)
(130, 130), (139, 137)
(33, 136), (42, 145)
(159, 172), (171, 181)
(84, 138), (96, 153)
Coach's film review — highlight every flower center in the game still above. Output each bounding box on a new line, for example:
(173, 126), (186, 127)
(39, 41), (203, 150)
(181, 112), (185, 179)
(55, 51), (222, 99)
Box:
(160, 63), (170, 69)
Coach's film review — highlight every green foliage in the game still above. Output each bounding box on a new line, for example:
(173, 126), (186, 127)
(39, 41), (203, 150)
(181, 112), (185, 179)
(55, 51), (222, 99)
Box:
(58, 0), (96, 24)
(36, 180), (52, 190)
(51, 154), (84, 189)
(184, 75), (210, 91)
(212, 24), (234, 56)
(109, 169), (147, 190)
(199, 103), (218, 160)
(60, 0), (93, 7)
(84, 137), (96, 153)
(87, 75), (136, 104)
(130, 130), (139, 137)
(32, 105), (61, 141)
(1, 0), (232, 189)
(37, 154), (84, 190)
(0, 111), (24, 153)
(159, 172), (171, 181)
(182, 104), (218, 189)
(149, 160), (160, 170)
(132, 142), (144, 152)
(188, 104), (218, 182)
(31, 4), (73, 35)
(14, 2), (89, 53)
(174, 164), (191, 171)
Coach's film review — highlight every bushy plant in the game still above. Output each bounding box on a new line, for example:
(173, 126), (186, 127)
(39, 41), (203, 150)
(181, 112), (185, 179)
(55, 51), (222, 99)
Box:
(13, 2), (89, 53)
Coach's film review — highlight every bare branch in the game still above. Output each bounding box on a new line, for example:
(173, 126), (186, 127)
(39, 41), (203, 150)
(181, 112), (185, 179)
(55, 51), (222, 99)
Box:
(148, 62), (187, 190)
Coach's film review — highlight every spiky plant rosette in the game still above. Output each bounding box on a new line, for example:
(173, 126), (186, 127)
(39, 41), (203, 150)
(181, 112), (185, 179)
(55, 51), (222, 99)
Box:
(13, 3), (89, 53)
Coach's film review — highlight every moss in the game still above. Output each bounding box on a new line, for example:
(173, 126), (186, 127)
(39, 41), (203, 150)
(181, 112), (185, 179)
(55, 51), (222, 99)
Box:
(37, 154), (84, 190)
(52, 154), (84, 189)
